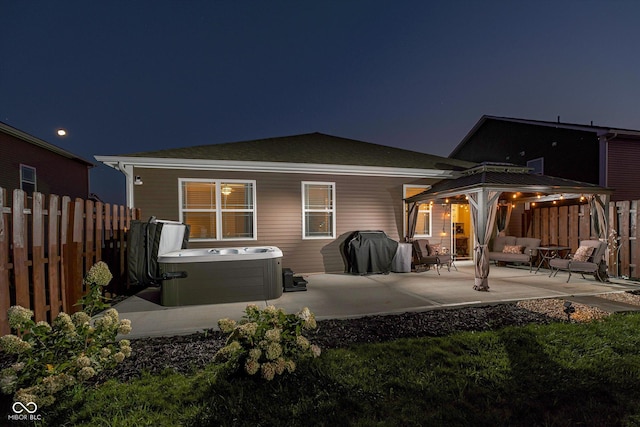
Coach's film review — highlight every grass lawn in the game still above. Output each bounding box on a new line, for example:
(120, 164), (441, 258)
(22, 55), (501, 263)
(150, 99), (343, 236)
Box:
(35, 312), (640, 426)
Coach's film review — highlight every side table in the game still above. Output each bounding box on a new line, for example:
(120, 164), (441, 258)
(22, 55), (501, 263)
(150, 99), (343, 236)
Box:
(534, 246), (571, 273)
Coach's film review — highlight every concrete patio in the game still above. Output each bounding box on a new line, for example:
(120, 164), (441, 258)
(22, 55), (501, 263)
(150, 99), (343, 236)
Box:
(113, 260), (640, 339)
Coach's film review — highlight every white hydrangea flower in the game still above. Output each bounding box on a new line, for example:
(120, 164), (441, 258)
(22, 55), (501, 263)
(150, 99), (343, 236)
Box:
(265, 328), (282, 342)
(265, 342), (282, 360)
(83, 261), (113, 286)
(118, 319), (132, 335)
(77, 366), (96, 381)
(261, 362), (276, 381)
(245, 359), (260, 375)
(75, 356), (92, 368)
(7, 306), (34, 329)
(218, 318), (237, 334)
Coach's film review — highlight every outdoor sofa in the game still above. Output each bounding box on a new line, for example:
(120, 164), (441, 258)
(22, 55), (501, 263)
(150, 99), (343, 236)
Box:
(488, 235), (541, 271)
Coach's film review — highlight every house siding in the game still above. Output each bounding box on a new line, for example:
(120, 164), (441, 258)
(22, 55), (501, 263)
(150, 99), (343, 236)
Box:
(133, 167), (437, 273)
(607, 139), (640, 201)
(451, 120), (600, 185)
(0, 130), (90, 198)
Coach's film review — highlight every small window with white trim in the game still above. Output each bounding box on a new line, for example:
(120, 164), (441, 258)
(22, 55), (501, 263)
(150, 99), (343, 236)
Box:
(179, 179), (256, 241)
(527, 157), (544, 175)
(20, 164), (36, 195)
(302, 181), (335, 239)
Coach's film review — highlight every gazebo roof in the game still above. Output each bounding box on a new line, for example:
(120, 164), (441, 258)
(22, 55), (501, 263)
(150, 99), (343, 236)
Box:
(405, 163), (612, 203)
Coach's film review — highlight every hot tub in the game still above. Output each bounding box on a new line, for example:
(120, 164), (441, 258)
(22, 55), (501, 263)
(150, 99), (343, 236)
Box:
(158, 246), (283, 306)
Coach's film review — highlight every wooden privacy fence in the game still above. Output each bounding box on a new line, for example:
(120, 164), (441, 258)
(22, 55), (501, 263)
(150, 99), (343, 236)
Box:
(522, 200), (639, 280)
(0, 187), (141, 335)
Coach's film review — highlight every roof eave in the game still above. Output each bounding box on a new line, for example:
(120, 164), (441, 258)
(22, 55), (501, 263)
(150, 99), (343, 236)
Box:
(1, 122), (94, 167)
(95, 155), (456, 178)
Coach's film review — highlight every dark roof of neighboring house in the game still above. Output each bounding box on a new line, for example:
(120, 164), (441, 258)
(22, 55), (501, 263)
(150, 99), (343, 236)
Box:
(0, 121), (94, 166)
(449, 115), (640, 158)
(120, 132), (476, 171)
(405, 163), (611, 203)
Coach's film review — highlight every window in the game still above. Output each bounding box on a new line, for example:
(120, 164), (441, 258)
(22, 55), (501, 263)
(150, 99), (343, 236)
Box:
(527, 157), (544, 175)
(302, 182), (335, 239)
(179, 179), (256, 240)
(20, 165), (36, 195)
(404, 185), (432, 237)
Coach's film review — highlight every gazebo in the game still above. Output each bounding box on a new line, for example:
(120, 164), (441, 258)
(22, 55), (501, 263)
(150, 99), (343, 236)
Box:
(405, 163), (612, 291)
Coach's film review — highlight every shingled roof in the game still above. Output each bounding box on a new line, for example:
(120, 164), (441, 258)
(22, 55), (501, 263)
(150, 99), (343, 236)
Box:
(405, 163), (611, 203)
(119, 132), (475, 171)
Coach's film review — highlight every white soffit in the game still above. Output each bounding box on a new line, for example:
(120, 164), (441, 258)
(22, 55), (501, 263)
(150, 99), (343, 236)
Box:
(94, 156), (456, 178)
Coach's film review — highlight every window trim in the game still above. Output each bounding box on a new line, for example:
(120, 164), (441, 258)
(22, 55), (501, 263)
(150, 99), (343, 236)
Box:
(20, 164), (37, 194)
(178, 178), (257, 241)
(403, 184), (432, 238)
(302, 181), (336, 240)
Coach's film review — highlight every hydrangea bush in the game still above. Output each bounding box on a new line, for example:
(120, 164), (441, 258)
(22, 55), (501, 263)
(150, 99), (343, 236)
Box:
(0, 262), (132, 407)
(215, 305), (321, 381)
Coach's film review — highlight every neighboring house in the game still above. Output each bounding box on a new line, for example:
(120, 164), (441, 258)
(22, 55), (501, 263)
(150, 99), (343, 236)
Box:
(0, 121), (93, 199)
(449, 115), (640, 201)
(96, 132), (475, 273)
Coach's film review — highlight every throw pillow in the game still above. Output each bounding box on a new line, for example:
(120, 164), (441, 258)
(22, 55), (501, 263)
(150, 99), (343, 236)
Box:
(423, 243), (433, 256)
(573, 246), (594, 262)
(502, 245), (524, 254)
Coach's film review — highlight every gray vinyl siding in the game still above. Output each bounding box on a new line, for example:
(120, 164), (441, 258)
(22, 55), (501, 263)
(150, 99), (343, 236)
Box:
(133, 167), (436, 273)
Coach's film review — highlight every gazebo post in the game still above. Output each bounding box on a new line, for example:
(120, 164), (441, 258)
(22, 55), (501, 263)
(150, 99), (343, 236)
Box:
(466, 189), (501, 291)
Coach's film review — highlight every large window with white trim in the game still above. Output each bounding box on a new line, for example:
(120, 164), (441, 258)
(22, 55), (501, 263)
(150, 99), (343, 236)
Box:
(179, 179), (256, 241)
(302, 181), (335, 239)
(404, 185), (432, 237)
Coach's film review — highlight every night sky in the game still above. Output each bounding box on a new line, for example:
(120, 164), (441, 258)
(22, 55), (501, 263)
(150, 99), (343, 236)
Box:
(2, 1), (640, 204)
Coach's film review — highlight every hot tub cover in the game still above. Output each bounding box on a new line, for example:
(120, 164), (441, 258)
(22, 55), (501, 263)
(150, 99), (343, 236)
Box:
(345, 230), (399, 274)
(128, 219), (190, 286)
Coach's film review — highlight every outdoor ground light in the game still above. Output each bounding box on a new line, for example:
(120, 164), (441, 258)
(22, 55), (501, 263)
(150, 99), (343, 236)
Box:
(563, 301), (575, 321)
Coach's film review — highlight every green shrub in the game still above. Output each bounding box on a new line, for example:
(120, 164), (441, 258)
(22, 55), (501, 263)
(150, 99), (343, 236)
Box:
(214, 305), (321, 380)
(0, 261), (132, 407)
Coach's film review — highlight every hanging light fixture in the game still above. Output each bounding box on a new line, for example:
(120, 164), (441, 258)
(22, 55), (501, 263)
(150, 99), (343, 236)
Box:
(221, 184), (232, 196)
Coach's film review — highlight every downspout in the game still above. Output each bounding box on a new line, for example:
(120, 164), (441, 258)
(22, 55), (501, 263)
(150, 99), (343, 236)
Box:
(599, 132), (617, 188)
(117, 162), (135, 208)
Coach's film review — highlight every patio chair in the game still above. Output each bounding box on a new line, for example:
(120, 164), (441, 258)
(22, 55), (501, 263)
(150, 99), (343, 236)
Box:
(548, 240), (607, 283)
(412, 239), (453, 275)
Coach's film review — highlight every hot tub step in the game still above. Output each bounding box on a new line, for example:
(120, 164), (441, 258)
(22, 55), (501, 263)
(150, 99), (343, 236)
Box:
(283, 268), (308, 292)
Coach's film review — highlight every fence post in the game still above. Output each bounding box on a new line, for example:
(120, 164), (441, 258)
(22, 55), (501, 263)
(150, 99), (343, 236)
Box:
(85, 199), (95, 271)
(568, 205), (580, 251)
(12, 189), (29, 309)
(632, 200), (639, 279)
(60, 196), (70, 313)
(32, 192), (47, 322)
(617, 201), (630, 278)
(579, 204), (591, 240)
(64, 198), (84, 312)
(0, 188), (10, 335)
(95, 201), (103, 262)
(48, 194), (62, 319)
